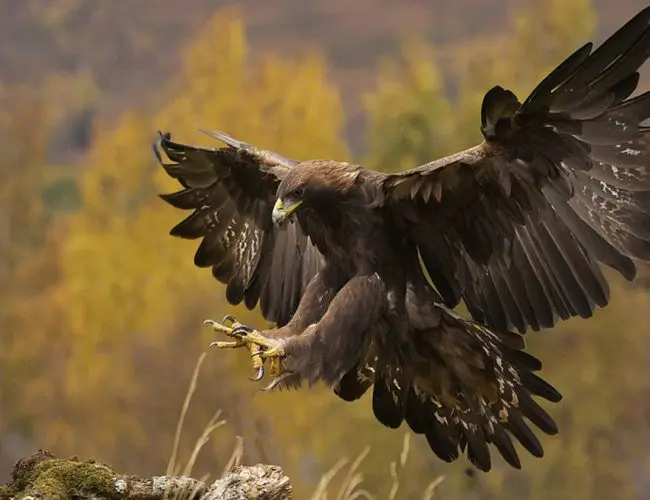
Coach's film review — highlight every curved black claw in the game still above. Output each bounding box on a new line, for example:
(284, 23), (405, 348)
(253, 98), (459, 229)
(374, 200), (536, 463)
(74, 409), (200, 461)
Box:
(222, 314), (237, 326)
(260, 372), (293, 392)
(249, 365), (265, 382)
(250, 349), (264, 358)
(233, 325), (254, 337)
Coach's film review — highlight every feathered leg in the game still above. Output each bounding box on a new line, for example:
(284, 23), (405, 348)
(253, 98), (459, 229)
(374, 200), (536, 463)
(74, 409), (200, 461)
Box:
(205, 265), (348, 382)
(275, 273), (387, 388)
(206, 273), (387, 389)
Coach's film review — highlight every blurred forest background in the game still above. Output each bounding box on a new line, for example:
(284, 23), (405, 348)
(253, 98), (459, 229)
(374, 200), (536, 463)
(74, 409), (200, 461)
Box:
(3, 0), (650, 498)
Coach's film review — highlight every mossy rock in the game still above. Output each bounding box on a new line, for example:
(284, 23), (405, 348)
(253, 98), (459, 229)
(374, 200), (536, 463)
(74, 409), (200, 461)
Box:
(0, 450), (290, 499)
(0, 450), (120, 500)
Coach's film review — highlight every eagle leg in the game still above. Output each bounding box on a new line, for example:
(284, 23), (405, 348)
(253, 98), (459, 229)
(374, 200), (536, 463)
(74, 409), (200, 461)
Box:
(204, 316), (286, 382)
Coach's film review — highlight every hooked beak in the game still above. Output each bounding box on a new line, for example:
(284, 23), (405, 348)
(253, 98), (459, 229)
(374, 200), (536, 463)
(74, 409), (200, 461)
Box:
(272, 198), (302, 227)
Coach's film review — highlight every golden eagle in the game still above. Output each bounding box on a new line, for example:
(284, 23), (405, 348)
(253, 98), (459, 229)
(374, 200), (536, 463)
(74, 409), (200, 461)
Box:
(153, 7), (650, 472)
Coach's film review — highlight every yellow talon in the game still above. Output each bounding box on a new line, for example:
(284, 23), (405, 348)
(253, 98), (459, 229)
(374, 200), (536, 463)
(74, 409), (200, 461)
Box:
(257, 342), (286, 378)
(250, 344), (265, 381)
(208, 340), (243, 349)
(204, 316), (281, 381)
(259, 344), (285, 359)
(204, 319), (234, 336)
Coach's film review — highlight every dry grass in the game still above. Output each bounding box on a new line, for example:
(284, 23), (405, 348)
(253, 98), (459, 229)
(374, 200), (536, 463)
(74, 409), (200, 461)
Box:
(163, 351), (242, 500)
(165, 351), (445, 499)
(310, 447), (373, 500)
(166, 352), (208, 477)
(310, 432), (445, 500)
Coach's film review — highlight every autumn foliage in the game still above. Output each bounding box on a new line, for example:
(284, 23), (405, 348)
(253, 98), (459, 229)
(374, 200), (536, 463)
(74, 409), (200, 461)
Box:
(2, 1), (650, 499)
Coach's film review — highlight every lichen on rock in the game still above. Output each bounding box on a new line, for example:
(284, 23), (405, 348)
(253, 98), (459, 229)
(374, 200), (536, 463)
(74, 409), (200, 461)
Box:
(0, 450), (292, 499)
(205, 464), (292, 500)
(1, 449), (120, 500)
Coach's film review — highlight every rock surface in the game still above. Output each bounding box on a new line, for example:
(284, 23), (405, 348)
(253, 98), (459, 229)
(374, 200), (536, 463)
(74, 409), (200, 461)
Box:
(0, 450), (292, 500)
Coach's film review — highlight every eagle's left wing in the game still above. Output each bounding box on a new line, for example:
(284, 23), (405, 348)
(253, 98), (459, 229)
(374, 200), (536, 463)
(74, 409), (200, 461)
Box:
(379, 6), (650, 333)
(154, 130), (325, 327)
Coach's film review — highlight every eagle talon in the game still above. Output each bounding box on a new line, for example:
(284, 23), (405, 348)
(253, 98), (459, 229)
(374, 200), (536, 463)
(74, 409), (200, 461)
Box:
(258, 342), (286, 360)
(260, 372), (293, 391)
(203, 318), (235, 337)
(222, 314), (237, 326)
(203, 317), (285, 380)
(256, 341), (286, 378)
(249, 365), (265, 382)
(208, 340), (244, 349)
(232, 325), (254, 337)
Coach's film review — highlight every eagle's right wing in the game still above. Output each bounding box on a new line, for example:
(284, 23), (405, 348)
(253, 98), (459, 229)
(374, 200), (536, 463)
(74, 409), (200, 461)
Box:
(154, 130), (325, 327)
(379, 7), (650, 333)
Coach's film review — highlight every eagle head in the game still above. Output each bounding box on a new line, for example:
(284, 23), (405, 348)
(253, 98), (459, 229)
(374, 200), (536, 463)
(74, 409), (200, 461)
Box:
(272, 160), (360, 228)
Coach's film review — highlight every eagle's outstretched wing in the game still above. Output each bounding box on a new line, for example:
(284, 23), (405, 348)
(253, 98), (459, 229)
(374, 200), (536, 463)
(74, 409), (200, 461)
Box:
(154, 131), (324, 326)
(380, 7), (650, 333)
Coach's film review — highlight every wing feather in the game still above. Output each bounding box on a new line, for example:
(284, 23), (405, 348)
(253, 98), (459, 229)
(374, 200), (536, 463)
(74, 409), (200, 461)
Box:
(380, 7), (650, 332)
(154, 131), (324, 326)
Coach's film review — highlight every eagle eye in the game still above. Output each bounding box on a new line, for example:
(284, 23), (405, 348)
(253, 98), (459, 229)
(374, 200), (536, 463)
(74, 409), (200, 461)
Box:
(290, 188), (304, 199)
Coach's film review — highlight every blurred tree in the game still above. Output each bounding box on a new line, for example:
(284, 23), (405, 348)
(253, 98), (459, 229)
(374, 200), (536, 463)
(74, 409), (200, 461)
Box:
(364, 39), (457, 172)
(0, 85), (52, 274)
(0, 84), (67, 474)
(42, 70), (100, 160)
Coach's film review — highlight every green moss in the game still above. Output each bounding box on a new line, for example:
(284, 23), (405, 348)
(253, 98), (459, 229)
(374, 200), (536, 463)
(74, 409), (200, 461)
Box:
(0, 485), (12, 499)
(2, 451), (121, 500)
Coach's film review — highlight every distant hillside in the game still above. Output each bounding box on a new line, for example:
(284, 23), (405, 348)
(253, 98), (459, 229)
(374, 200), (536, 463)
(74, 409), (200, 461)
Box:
(4, 0), (649, 156)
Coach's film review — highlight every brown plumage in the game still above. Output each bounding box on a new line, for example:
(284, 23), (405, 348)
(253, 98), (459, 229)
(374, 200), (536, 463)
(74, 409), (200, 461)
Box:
(154, 7), (650, 472)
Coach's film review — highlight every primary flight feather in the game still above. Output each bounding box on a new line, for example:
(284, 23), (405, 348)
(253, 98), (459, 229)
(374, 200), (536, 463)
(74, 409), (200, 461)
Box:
(153, 7), (650, 472)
